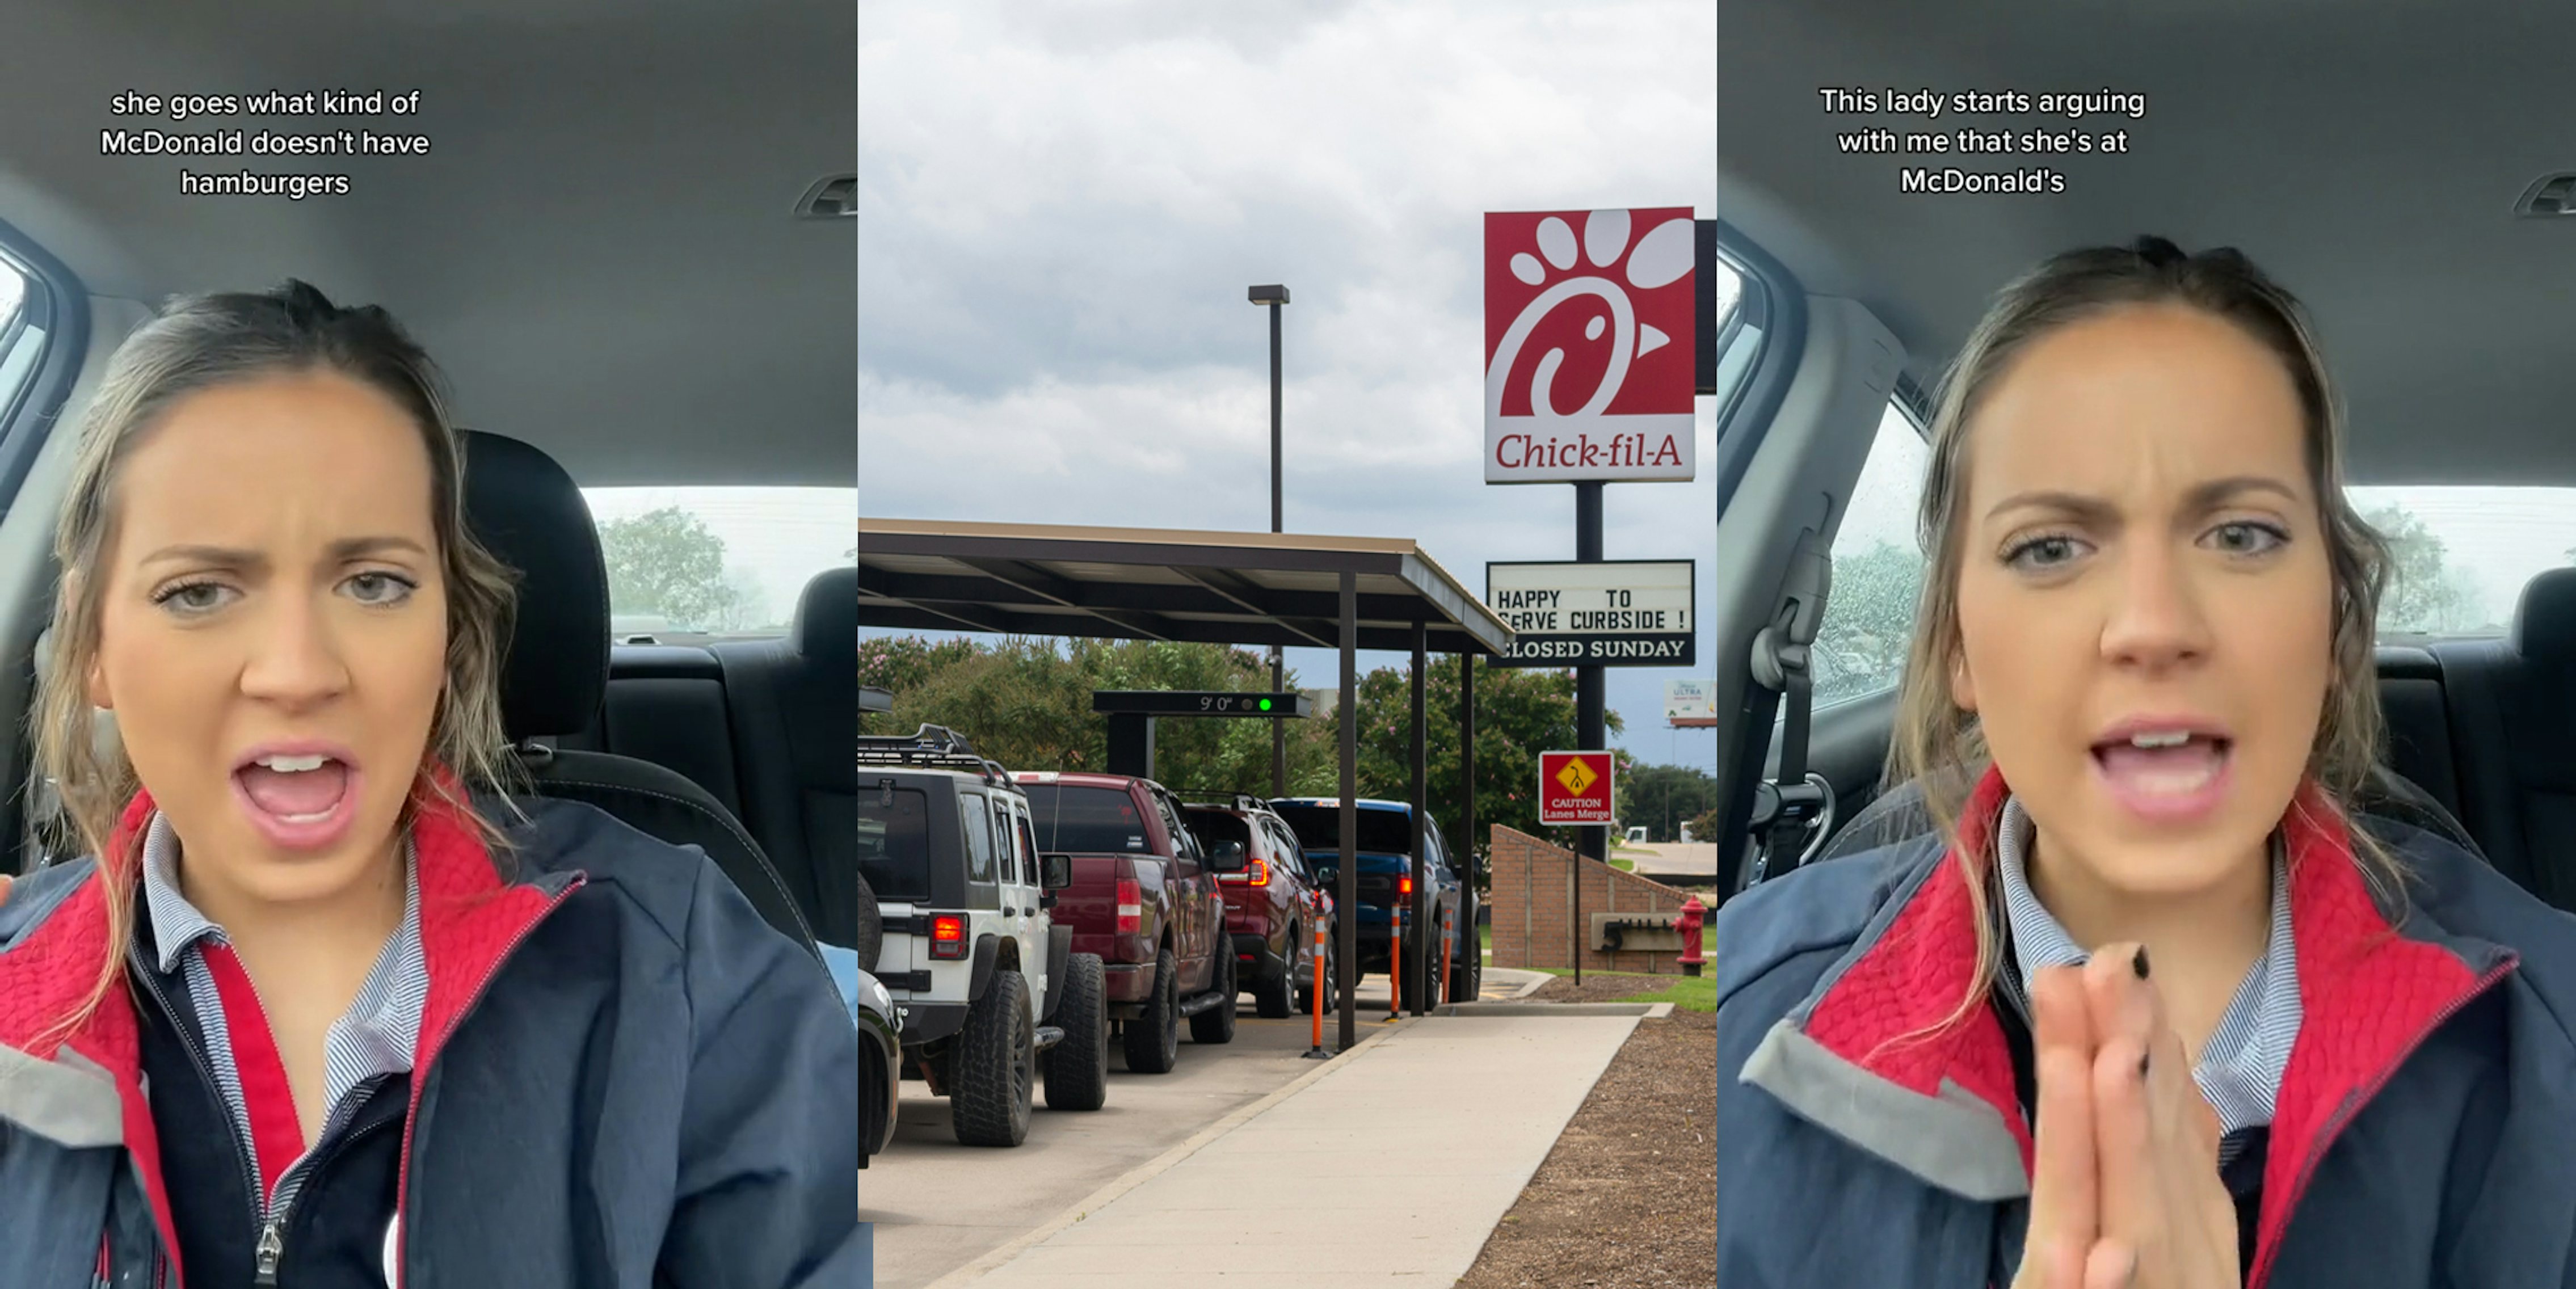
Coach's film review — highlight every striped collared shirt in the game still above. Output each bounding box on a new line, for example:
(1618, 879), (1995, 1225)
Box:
(139, 811), (426, 1203)
(1993, 794), (2300, 1148)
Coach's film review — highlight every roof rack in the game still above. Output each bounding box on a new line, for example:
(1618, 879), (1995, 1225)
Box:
(1181, 792), (1272, 815)
(857, 724), (1013, 783)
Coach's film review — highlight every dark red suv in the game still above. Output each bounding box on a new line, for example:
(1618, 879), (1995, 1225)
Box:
(1182, 797), (1336, 1018)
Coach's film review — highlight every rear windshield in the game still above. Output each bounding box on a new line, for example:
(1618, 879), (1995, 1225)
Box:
(1270, 804), (1415, 857)
(1182, 810), (1252, 851)
(858, 786), (932, 902)
(1022, 785), (1153, 854)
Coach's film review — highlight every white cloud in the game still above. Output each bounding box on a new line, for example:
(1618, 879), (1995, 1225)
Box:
(860, 0), (1716, 762)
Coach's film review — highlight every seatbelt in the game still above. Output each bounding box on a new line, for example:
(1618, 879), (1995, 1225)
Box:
(1744, 528), (1834, 888)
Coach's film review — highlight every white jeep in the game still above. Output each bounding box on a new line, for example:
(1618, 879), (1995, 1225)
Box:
(857, 726), (1110, 1147)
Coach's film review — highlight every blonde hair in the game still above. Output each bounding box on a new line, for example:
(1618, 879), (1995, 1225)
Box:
(31, 280), (522, 1046)
(1884, 237), (2401, 1044)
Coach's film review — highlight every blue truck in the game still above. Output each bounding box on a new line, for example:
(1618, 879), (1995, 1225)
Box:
(1266, 798), (1479, 1005)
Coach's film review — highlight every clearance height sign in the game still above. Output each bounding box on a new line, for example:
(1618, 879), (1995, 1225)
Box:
(1487, 559), (1694, 668)
(1539, 751), (1616, 825)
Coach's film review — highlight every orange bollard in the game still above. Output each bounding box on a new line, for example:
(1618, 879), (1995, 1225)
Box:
(1441, 906), (1456, 1005)
(1309, 917), (1328, 1051)
(1387, 904), (1403, 1021)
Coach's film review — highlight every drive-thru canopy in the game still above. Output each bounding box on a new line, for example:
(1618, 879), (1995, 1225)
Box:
(857, 517), (1514, 1048)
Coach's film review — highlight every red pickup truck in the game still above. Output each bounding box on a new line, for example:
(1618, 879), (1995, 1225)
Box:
(1013, 771), (1243, 1073)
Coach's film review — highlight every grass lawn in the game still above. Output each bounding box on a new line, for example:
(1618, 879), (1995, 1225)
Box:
(1527, 967), (1716, 1013)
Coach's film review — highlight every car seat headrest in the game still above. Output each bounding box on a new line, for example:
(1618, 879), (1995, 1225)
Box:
(2512, 567), (2576, 667)
(458, 430), (608, 738)
(794, 566), (856, 662)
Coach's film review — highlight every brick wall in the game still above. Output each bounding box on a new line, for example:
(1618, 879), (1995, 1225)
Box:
(1487, 825), (1691, 974)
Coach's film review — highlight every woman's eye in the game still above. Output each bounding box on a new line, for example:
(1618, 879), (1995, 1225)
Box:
(2205, 521), (2288, 556)
(346, 571), (417, 605)
(153, 581), (235, 615)
(2005, 534), (2087, 571)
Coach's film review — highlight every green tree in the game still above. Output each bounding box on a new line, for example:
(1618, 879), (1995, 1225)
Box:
(872, 636), (1342, 790)
(863, 635), (1619, 888)
(1617, 763), (1722, 843)
(597, 507), (754, 631)
(1350, 660), (1619, 884)
(2363, 504), (2485, 634)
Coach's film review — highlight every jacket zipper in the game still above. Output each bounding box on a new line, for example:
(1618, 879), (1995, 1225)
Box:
(386, 875), (587, 1289)
(129, 958), (270, 1275)
(2246, 957), (2515, 1289)
(251, 1107), (401, 1286)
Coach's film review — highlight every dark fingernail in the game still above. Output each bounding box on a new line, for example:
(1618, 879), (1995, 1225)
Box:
(2132, 946), (2150, 978)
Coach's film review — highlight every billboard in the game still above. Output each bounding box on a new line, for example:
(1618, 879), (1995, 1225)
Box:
(1484, 207), (1698, 484)
(1486, 559), (1694, 667)
(1539, 751), (1616, 825)
(1665, 678), (1717, 727)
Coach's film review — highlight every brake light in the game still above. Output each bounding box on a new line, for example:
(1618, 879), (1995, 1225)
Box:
(1243, 858), (1270, 887)
(928, 913), (967, 960)
(1399, 876), (1413, 897)
(1117, 878), (1142, 935)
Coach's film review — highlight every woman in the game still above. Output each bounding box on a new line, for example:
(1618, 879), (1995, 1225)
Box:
(0, 283), (858, 1286)
(1715, 238), (2576, 1287)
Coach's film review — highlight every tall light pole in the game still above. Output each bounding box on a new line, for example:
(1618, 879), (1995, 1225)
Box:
(1251, 284), (1290, 795)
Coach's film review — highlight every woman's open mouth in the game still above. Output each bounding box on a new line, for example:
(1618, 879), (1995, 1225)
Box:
(230, 745), (363, 852)
(2089, 728), (2233, 823)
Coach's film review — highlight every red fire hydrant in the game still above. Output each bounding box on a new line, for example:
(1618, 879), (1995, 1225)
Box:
(1676, 895), (1707, 977)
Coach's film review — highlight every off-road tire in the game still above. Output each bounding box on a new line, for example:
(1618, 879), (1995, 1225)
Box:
(1122, 949), (1181, 1073)
(950, 970), (1034, 1147)
(1190, 940), (1238, 1044)
(1447, 916), (1481, 1003)
(1252, 932), (1295, 1018)
(853, 869), (882, 974)
(1043, 953), (1109, 1111)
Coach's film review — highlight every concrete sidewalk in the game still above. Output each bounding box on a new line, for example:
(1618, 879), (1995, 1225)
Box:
(940, 1006), (1643, 1288)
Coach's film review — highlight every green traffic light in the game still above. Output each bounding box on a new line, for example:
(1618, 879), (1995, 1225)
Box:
(1258, 698), (1273, 711)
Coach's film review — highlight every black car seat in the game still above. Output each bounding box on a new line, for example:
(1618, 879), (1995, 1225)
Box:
(2432, 567), (2576, 908)
(709, 567), (857, 947)
(457, 429), (818, 955)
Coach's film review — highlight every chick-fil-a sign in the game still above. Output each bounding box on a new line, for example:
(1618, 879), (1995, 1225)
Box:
(1484, 208), (1698, 483)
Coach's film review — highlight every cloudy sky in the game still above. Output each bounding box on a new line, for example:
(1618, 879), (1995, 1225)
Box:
(857, 0), (1720, 767)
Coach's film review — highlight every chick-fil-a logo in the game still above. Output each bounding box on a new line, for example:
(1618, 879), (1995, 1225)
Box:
(1484, 208), (1697, 483)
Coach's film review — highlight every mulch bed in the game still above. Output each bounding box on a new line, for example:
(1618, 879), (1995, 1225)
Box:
(1454, 975), (1717, 1288)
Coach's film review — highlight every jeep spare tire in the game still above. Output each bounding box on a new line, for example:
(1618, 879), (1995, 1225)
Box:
(853, 868), (882, 973)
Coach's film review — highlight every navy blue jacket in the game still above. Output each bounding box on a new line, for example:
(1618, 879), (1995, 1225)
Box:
(1718, 766), (2576, 1288)
(0, 785), (860, 1287)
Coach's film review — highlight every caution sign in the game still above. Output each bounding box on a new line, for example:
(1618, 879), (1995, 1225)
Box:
(1539, 750), (1615, 825)
(1487, 559), (1694, 668)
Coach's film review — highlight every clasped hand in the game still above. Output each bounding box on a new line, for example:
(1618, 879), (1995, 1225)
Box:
(2013, 947), (2240, 1289)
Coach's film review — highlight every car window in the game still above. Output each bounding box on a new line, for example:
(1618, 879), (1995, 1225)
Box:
(958, 787), (996, 883)
(988, 796), (1021, 885)
(1813, 402), (1933, 709)
(1022, 784), (1151, 853)
(857, 784), (931, 903)
(1271, 804), (1416, 856)
(2344, 486), (2576, 637)
(580, 485), (855, 642)
(1267, 822), (1306, 878)
(1156, 793), (1200, 871)
(1011, 807), (1038, 885)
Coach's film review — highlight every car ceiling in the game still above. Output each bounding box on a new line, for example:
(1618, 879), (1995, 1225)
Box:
(0, 0), (853, 487)
(1719, 0), (2576, 485)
